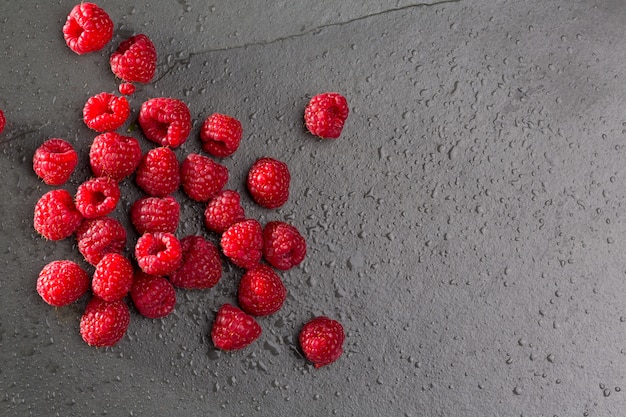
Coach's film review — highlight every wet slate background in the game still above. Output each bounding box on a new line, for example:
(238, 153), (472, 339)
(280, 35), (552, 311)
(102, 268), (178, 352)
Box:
(2, 0), (626, 416)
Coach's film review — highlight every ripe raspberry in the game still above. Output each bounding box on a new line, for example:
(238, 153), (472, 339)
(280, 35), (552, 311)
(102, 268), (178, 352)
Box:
(36, 260), (90, 307)
(75, 176), (120, 219)
(130, 271), (176, 319)
(90, 132), (142, 181)
(138, 98), (191, 148)
(34, 189), (83, 240)
(83, 92), (130, 132)
(110, 34), (157, 83)
(75, 217), (127, 266)
(200, 113), (243, 158)
(135, 232), (182, 276)
(181, 153), (228, 202)
(304, 92), (349, 139)
(135, 147), (180, 197)
(33, 138), (78, 186)
(220, 219), (263, 270)
(299, 316), (345, 368)
(130, 196), (180, 234)
(169, 235), (222, 289)
(247, 157), (290, 209)
(62, 3), (114, 55)
(262, 221), (306, 270)
(237, 265), (287, 316)
(92, 253), (134, 302)
(0, 109), (5, 134)
(80, 297), (130, 347)
(118, 83), (136, 96)
(204, 190), (245, 234)
(211, 304), (261, 351)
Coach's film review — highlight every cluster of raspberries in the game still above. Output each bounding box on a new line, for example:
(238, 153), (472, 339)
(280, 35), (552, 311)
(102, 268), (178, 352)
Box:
(31, 2), (350, 368)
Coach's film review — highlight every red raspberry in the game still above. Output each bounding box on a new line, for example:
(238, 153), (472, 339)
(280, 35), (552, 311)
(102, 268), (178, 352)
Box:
(135, 232), (182, 276)
(80, 297), (130, 347)
(247, 157), (290, 209)
(32, 138), (78, 186)
(130, 271), (176, 319)
(204, 190), (245, 234)
(118, 83), (136, 96)
(262, 221), (306, 270)
(90, 132), (142, 181)
(211, 304), (261, 351)
(75, 217), (127, 266)
(169, 235), (222, 289)
(135, 147), (180, 197)
(92, 253), (134, 302)
(130, 196), (180, 234)
(36, 260), (90, 307)
(304, 92), (349, 139)
(0, 109), (5, 134)
(181, 153), (228, 202)
(75, 176), (120, 219)
(110, 34), (157, 83)
(200, 113), (243, 158)
(220, 219), (263, 269)
(138, 98), (191, 148)
(83, 92), (130, 132)
(34, 189), (83, 240)
(299, 316), (345, 368)
(62, 3), (114, 55)
(237, 265), (287, 316)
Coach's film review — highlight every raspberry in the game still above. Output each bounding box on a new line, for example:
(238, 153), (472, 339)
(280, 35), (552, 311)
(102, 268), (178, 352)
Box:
(80, 297), (130, 347)
(247, 157), (291, 209)
(0, 109), (5, 134)
(135, 147), (180, 197)
(83, 92), (130, 132)
(169, 235), (222, 290)
(237, 265), (287, 316)
(118, 83), (136, 96)
(34, 189), (83, 240)
(262, 221), (306, 270)
(75, 217), (127, 266)
(211, 304), (261, 351)
(200, 113), (243, 157)
(130, 271), (176, 319)
(204, 190), (245, 234)
(62, 2), (114, 55)
(135, 232), (182, 276)
(220, 219), (263, 270)
(130, 196), (180, 234)
(90, 132), (142, 181)
(304, 92), (349, 139)
(75, 176), (120, 219)
(181, 153), (228, 202)
(110, 34), (157, 83)
(138, 98), (191, 148)
(36, 260), (90, 307)
(299, 316), (345, 368)
(92, 253), (134, 302)
(32, 138), (78, 186)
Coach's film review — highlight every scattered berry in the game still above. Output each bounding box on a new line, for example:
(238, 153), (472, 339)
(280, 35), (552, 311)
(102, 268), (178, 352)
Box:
(80, 297), (130, 347)
(135, 232), (182, 276)
(90, 132), (142, 181)
(62, 2), (114, 55)
(130, 196), (180, 235)
(204, 190), (245, 234)
(262, 221), (306, 270)
(34, 189), (83, 240)
(92, 253), (134, 302)
(181, 153), (228, 202)
(211, 304), (261, 351)
(130, 271), (176, 319)
(110, 34), (157, 83)
(118, 82), (136, 96)
(0, 109), (5, 134)
(299, 316), (345, 368)
(138, 97), (191, 148)
(83, 92), (130, 132)
(220, 219), (263, 270)
(237, 265), (287, 316)
(75, 176), (120, 219)
(135, 147), (180, 197)
(304, 92), (349, 139)
(247, 157), (290, 209)
(75, 217), (127, 266)
(200, 113), (243, 157)
(36, 260), (90, 307)
(169, 235), (222, 290)
(33, 138), (78, 186)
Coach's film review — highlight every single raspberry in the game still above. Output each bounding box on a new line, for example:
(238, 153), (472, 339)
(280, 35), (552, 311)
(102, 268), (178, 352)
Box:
(83, 92), (130, 132)
(130, 271), (176, 319)
(0, 109), (5, 134)
(304, 92), (349, 139)
(262, 221), (306, 270)
(138, 98), (191, 148)
(75, 176), (120, 219)
(118, 83), (136, 96)
(34, 189), (83, 240)
(80, 297), (130, 347)
(200, 113), (243, 158)
(33, 138), (78, 186)
(36, 260), (90, 307)
(135, 232), (182, 276)
(92, 253), (134, 302)
(135, 147), (180, 197)
(204, 190), (245, 234)
(169, 235), (222, 290)
(62, 2), (114, 55)
(110, 34), (157, 83)
(90, 132), (142, 181)
(220, 219), (263, 269)
(75, 217), (127, 266)
(237, 265), (287, 316)
(181, 153), (228, 202)
(211, 304), (261, 351)
(130, 196), (179, 235)
(247, 157), (290, 209)
(299, 316), (345, 368)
